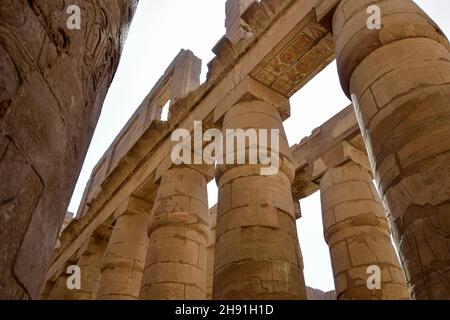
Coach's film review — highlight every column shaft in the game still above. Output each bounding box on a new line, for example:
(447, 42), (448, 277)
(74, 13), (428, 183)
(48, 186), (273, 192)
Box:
(40, 281), (55, 300)
(333, 0), (450, 299)
(140, 167), (210, 300)
(320, 161), (409, 299)
(72, 234), (108, 300)
(213, 100), (307, 300)
(48, 274), (71, 300)
(97, 199), (151, 300)
(206, 207), (217, 300)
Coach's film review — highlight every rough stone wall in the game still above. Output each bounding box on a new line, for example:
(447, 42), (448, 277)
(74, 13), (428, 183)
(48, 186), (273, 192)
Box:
(0, 0), (137, 300)
(306, 287), (336, 300)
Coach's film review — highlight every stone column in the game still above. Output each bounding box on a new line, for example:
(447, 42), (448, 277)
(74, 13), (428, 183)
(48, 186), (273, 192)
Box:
(206, 206), (218, 300)
(48, 260), (79, 301)
(97, 197), (152, 300)
(332, 0), (450, 299)
(0, 1), (138, 299)
(320, 159), (409, 299)
(40, 282), (55, 300)
(140, 166), (210, 300)
(70, 226), (110, 300)
(48, 273), (72, 300)
(213, 99), (307, 300)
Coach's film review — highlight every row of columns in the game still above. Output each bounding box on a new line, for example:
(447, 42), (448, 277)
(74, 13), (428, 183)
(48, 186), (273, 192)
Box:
(45, 98), (309, 300)
(44, 0), (450, 300)
(44, 99), (408, 301)
(332, 0), (450, 299)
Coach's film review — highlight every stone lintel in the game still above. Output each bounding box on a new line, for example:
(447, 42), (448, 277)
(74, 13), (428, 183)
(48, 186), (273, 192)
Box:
(225, 0), (254, 44)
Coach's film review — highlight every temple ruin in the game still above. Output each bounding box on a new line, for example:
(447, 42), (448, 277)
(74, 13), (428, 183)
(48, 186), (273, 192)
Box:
(2, 0), (450, 300)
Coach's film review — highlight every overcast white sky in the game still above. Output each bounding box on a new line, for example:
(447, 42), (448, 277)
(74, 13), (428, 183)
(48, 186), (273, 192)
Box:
(68, 0), (450, 292)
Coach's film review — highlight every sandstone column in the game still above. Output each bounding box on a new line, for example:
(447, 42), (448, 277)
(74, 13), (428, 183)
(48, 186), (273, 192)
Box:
(69, 226), (110, 300)
(140, 166), (210, 300)
(332, 0), (450, 299)
(206, 206), (218, 300)
(225, 0), (253, 44)
(48, 273), (72, 300)
(0, 1), (138, 299)
(47, 260), (80, 300)
(213, 99), (307, 300)
(320, 159), (409, 299)
(40, 282), (56, 300)
(97, 197), (152, 300)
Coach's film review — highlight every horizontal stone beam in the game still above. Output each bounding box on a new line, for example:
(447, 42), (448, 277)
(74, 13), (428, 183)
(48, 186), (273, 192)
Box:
(291, 104), (366, 200)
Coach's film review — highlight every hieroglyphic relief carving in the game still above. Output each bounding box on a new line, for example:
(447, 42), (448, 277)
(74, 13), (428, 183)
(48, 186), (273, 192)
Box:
(0, 0), (138, 300)
(272, 35), (334, 96)
(251, 17), (334, 97)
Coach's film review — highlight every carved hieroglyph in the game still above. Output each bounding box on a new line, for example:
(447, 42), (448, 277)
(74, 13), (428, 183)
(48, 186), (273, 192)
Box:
(333, 0), (450, 299)
(251, 15), (334, 96)
(0, 0), (137, 299)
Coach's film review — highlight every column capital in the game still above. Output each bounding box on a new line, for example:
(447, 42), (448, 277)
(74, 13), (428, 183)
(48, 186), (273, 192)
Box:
(97, 204), (150, 300)
(155, 155), (215, 184)
(213, 75), (290, 125)
(91, 224), (113, 241)
(310, 141), (371, 182)
(332, 0), (449, 97)
(114, 196), (153, 220)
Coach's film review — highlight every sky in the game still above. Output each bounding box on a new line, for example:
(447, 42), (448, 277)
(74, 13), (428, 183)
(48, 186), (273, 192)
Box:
(68, 0), (450, 292)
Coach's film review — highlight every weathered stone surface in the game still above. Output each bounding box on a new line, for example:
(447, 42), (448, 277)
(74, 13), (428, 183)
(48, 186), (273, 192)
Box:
(15, 0), (449, 302)
(46, 0), (338, 284)
(320, 161), (409, 300)
(46, 225), (110, 300)
(97, 197), (152, 300)
(333, 0), (450, 299)
(225, 0), (253, 44)
(213, 99), (307, 300)
(47, 273), (72, 300)
(69, 231), (109, 300)
(206, 206), (217, 300)
(291, 105), (362, 200)
(140, 166), (210, 300)
(0, 0), (138, 300)
(306, 286), (336, 300)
